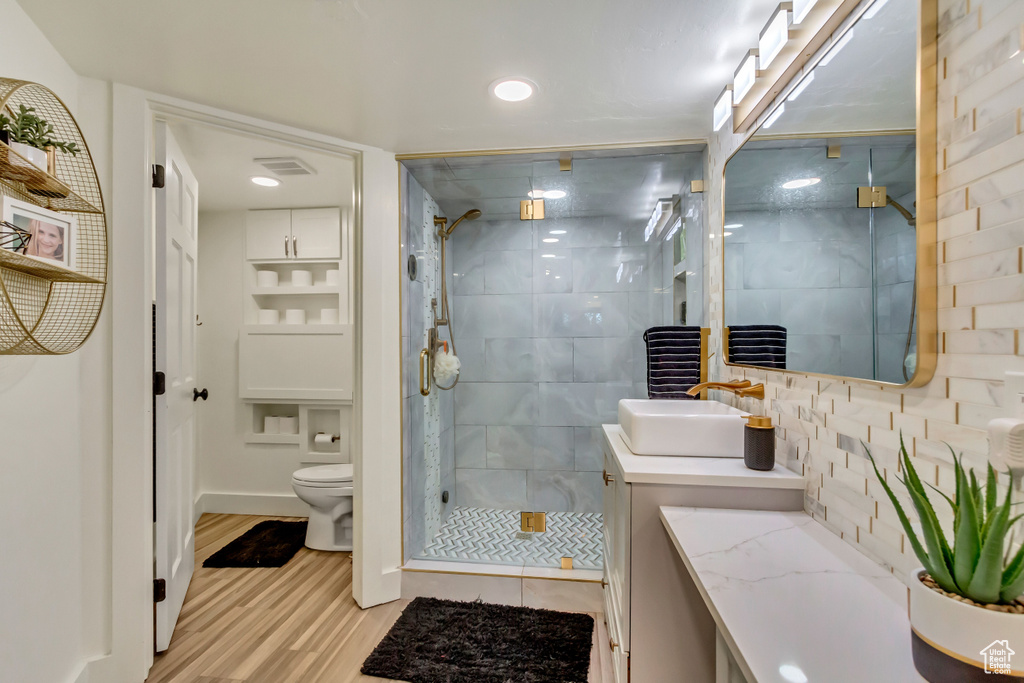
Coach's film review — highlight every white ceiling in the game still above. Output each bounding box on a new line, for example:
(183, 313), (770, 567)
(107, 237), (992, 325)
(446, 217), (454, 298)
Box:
(166, 119), (354, 212)
(16, 0), (782, 153)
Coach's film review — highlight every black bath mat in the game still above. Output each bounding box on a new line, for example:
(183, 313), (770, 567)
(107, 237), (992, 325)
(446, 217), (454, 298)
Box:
(203, 520), (307, 568)
(361, 597), (593, 683)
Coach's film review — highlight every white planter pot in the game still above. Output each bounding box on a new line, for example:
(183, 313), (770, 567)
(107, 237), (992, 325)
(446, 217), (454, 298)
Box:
(909, 568), (1024, 681)
(8, 141), (48, 172)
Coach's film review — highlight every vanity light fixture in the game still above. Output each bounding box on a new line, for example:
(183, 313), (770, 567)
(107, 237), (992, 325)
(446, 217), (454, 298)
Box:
(791, 0), (817, 24)
(713, 86), (733, 132)
(818, 30), (853, 66)
(781, 177), (821, 189)
(786, 71), (815, 101)
(758, 4), (793, 71)
(251, 176), (280, 187)
(644, 199), (675, 242)
(492, 78), (534, 102)
(732, 50), (759, 104)
(664, 217), (683, 241)
(763, 103), (786, 128)
(863, 0), (890, 19)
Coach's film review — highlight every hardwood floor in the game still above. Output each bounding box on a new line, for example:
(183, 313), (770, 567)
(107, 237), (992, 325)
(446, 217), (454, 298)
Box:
(147, 513), (613, 683)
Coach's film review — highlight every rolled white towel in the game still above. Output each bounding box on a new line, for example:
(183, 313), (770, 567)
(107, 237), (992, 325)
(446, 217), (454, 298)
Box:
(434, 349), (461, 384)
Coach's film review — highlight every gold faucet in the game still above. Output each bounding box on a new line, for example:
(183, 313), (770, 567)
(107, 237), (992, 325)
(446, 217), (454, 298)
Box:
(686, 379), (765, 400)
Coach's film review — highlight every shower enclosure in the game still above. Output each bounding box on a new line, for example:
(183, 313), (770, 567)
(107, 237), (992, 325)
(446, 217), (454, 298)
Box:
(399, 147), (705, 570)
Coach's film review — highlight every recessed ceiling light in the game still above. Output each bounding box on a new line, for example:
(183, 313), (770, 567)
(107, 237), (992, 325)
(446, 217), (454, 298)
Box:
(543, 238), (559, 243)
(543, 190), (566, 199)
(549, 230), (567, 235)
(782, 177), (821, 189)
(251, 176), (280, 187)
(492, 78), (534, 102)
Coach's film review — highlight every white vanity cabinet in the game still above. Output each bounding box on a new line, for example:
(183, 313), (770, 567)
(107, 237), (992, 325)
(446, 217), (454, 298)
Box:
(600, 424), (805, 683)
(246, 208), (341, 260)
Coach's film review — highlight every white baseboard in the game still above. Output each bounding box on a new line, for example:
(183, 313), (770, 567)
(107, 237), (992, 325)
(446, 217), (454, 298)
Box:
(195, 492), (308, 518)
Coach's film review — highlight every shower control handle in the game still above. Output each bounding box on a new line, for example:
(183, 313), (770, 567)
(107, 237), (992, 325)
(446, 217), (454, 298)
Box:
(419, 349), (431, 396)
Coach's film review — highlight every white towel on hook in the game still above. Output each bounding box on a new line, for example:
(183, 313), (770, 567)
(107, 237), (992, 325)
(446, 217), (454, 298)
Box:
(434, 349), (461, 384)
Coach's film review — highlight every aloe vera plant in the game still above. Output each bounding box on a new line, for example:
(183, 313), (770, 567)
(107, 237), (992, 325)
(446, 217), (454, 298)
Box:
(868, 436), (1024, 605)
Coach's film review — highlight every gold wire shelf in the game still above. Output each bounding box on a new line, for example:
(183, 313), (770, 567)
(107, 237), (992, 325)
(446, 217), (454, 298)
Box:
(0, 78), (107, 355)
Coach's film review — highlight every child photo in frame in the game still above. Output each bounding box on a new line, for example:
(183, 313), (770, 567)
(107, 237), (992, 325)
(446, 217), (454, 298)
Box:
(1, 197), (76, 270)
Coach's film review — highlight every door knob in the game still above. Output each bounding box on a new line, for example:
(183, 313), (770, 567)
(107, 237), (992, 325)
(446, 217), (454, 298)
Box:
(193, 388), (209, 402)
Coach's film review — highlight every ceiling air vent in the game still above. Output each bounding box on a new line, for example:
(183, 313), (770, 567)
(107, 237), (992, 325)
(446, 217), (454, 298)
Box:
(254, 157), (317, 176)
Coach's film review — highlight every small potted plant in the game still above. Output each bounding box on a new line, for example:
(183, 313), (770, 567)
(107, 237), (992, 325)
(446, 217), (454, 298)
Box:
(0, 104), (79, 174)
(870, 438), (1024, 682)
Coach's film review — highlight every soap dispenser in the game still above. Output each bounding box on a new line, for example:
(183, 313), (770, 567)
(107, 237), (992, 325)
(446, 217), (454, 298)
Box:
(744, 415), (775, 471)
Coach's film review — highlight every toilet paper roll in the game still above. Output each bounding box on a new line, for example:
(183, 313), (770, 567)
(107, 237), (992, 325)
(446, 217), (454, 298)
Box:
(279, 416), (298, 434)
(264, 416), (281, 434)
(256, 270), (279, 288)
(258, 309), (280, 325)
(325, 269), (341, 286)
(320, 308), (340, 325)
(292, 270), (313, 287)
(284, 309), (306, 325)
(314, 432), (335, 447)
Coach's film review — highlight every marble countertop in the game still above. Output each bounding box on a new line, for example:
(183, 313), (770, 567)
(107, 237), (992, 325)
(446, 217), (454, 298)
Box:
(660, 506), (923, 683)
(602, 424), (806, 488)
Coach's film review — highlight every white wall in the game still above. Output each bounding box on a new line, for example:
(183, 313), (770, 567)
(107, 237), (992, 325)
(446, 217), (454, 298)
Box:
(195, 209), (352, 515)
(0, 1), (111, 681)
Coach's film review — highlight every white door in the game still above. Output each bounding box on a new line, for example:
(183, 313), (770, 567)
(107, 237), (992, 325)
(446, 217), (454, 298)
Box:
(291, 208), (340, 259)
(154, 121), (200, 652)
(245, 209), (291, 260)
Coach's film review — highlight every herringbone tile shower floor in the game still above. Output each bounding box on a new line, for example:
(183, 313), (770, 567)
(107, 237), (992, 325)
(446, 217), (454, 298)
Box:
(417, 506), (604, 569)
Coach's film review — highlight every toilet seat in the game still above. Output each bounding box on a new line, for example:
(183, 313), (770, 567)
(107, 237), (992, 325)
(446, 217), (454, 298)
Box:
(292, 463), (354, 488)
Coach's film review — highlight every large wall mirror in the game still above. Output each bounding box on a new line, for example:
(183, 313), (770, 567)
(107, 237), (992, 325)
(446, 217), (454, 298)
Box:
(723, 0), (936, 386)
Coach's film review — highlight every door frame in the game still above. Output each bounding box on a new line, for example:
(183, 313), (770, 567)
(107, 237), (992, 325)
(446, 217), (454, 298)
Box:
(106, 84), (402, 682)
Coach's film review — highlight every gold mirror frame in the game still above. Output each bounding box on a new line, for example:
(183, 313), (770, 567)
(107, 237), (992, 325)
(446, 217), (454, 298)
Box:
(720, 0), (937, 388)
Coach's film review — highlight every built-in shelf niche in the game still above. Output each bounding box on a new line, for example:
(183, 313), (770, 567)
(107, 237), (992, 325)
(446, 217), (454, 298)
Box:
(244, 403), (351, 465)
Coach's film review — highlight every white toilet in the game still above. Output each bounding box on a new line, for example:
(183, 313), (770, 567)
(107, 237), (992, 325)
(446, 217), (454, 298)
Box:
(291, 464), (354, 552)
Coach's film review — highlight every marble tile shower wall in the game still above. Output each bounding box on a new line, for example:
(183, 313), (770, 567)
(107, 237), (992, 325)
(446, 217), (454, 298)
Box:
(449, 205), (693, 514)
(401, 169), (456, 562)
(707, 0), (1024, 582)
(724, 208), (874, 378)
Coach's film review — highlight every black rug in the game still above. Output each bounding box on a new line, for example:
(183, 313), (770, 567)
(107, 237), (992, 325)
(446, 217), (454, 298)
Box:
(202, 520), (307, 568)
(361, 597), (594, 683)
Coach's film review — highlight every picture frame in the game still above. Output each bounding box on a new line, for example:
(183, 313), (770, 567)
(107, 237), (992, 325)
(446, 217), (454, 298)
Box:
(1, 196), (76, 271)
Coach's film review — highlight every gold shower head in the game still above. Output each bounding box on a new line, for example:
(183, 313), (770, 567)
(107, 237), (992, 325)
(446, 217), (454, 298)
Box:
(444, 209), (482, 237)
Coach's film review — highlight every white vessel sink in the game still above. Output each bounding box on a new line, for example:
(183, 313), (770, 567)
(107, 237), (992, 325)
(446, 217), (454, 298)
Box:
(618, 399), (746, 457)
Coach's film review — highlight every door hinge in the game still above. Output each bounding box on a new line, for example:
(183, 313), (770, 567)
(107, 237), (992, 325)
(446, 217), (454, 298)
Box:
(857, 185), (887, 208)
(152, 164), (165, 189)
(520, 511), (547, 532)
(154, 371), (166, 396)
(520, 199), (545, 221)
(154, 578), (166, 603)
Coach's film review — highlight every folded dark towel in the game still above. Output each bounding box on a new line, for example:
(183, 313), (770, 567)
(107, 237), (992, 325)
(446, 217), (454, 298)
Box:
(644, 326), (704, 399)
(728, 325), (787, 369)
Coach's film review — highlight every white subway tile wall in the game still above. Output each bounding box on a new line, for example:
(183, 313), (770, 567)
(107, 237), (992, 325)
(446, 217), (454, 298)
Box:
(706, 0), (1024, 580)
